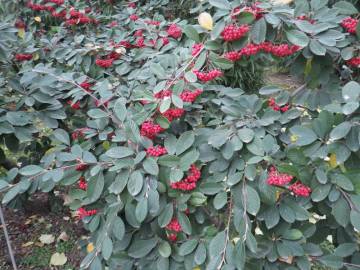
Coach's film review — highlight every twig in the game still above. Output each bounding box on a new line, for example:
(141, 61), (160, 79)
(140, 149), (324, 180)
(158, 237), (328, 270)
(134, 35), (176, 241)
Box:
(217, 195), (233, 270)
(0, 205), (18, 270)
(241, 180), (249, 242)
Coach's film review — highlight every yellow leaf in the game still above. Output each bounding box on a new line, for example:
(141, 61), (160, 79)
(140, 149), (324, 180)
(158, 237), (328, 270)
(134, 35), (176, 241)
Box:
(290, 134), (298, 143)
(50, 252), (67, 266)
(198, 12), (213, 31)
(34, 16), (41, 23)
(103, 141), (110, 150)
(87, 242), (95, 253)
(17, 28), (25, 39)
(193, 267), (201, 270)
(33, 53), (39, 61)
(272, 0), (294, 5)
(275, 190), (282, 201)
(329, 153), (337, 168)
(22, 241), (34, 247)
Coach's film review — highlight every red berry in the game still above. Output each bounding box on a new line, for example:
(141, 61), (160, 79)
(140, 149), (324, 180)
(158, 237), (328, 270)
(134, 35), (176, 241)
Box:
(15, 53), (32, 61)
(341, 17), (358, 34)
(289, 181), (311, 197)
(95, 58), (114, 68)
(140, 121), (164, 139)
(146, 146), (167, 157)
(221, 24), (250, 42)
(167, 24), (182, 39)
(266, 166), (293, 186)
(78, 176), (88, 190)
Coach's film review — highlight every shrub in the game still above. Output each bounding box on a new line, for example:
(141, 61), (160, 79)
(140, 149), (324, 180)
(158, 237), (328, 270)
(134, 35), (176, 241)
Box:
(1, 0), (360, 269)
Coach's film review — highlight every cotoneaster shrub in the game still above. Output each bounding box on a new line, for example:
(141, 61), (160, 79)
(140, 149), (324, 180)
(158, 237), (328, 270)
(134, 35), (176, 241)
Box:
(0, 0), (360, 270)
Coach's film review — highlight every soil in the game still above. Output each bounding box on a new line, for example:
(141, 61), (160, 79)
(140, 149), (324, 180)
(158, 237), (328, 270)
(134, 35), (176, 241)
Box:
(0, 193), (85, 270)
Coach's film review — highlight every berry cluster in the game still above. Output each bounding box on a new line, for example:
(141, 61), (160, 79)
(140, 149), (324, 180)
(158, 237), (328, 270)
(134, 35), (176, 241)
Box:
(166, 218), (182, 232)
(71, 128), (90, 140)
(266, 167), (293, 186)
(15, 53), (33, 61)
(341, 17), (358, 34)
(162, 37), (169, 46)
(75, 162), (88, 171)
(289, 181), (311, 197)
(170, 164), (201, 191)
(67, 100), (80, 109)
(167, 24), (182, 39)
(162, 108), (185, 122)
(347, 57), (360, 67)
(128, 2), (136, 8)
(66, 8), (95, 26)
(146, 146), (167, 157)
(77, 207), (97, 219)
(145, 20), (161, 26)
(180, 89), (203, 103)
(193, 69), (223, 82)
(95, 58), (114, 68)
(129, 14), (139, 21)
(154, 90), (172, 99)
(268, 98), (290, 112)
(80, 81), (93, 93)
(140, 121), (164, 139)
(191, 43), (203, 56)
(224, 42), (301, 62)
(221, 24), (250, 41)
(297, 15), (316, 24)
(78, 176), (88, 190)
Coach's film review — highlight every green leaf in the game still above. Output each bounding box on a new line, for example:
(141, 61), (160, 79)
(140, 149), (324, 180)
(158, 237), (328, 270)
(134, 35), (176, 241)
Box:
(179, 239), (198, 256)
(309, 39), (326, 56)
(143, 157), (159, 175)
(331, 174), (354, 191)
(183, 25), (200, 42)
(350, 210), (360, 230)
(332, 197), (350, 227)
(171, 94), (183, 108)
(19, 165), (43, 176)
(334, 1), (358, 15)
(290, 126), (318, 146)
(135, 198), (148, 223)
(286, 30), (309, 47)
(127, 171), (143, 196)
(213, 191), (228, 210)
(318, 255), (343, 269)
(176, 131), (195, 155)
(311, 184), (332, 202)
(128, 238), (158, 258)
(334, 243), (358, 257)
(0, 180), (9, 190)
(282, 229), (303, 240)
(87, 108), (108, 119)
(101, 235), (113, 260)
(194, 242), (207, 265)
(159, 98), (171, 113)
(158, 203), (173, 227)
(105, 147), (134, 159)
(251, 18), (267, 44)
(209, 0), (231, 10)
(53, 129), (70, 145)
(238, 128), (254, 143)
(158, 155), (180, 167)
(114, 99), (127, 121)
(209, 130), (231, 148)
(342, 81), (360, 102)
(209, 231), (226, 258)
(170, 168), (184, 182)
(246, 186), (260, 215)
(158, 241), (171, 258)
(112, 216), (125, 240)
(85, 173), (104, 204)
(177, 212), (192, 234)
(329, 122), (352, 141)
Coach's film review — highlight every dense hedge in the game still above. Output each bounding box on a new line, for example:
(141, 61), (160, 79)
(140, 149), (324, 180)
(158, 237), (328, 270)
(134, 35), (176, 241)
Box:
(1, 0), (360, 269)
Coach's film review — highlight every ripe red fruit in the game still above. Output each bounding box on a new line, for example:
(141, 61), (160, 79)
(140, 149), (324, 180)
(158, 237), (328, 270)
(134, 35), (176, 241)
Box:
(347, 57), (360, 67)
(76, 207), (97, 219)
(167, 233), (177, 242)
(167, 24), (182, 39)
(161, 108), (185, 122)
(193, 69), (223, 82)
(266, 166), (293, 186)
(154, 90), (172, 99)
(170, 164), (201, 191)
(80, 81), (93, 92)
(67, 100), (81, 110)
(95, 58), (114, 68)
(166, 218), (182, 232)
(221, 24), (250, 41)
(341, 17), (358, 34)
(180, 89), (203, 103)
(289, 181), (311, 197)
(78, 176), (88, 190)
(75, 162), (88, 171)
(140, 121), (164, 139)
(146, 146), (167, 157)
(191, 43), (203, 56)
(129, 14), (139, 21)
(15, 53), (33, 61)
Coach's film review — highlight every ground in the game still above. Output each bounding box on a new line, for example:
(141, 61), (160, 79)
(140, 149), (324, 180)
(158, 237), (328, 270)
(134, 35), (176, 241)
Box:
(0, 193), (84, 270)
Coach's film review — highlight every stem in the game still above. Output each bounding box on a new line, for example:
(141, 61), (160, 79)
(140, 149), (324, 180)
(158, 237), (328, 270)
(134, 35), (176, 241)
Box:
(217, 195), (233, 270)
(31, 69), (124, 129)
(0, 205), (18, 270)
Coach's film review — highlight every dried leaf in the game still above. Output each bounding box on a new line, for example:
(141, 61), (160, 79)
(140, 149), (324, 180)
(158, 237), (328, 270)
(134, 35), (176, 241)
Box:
(50, 252), (67, 266)
(39, 234), (55, 245)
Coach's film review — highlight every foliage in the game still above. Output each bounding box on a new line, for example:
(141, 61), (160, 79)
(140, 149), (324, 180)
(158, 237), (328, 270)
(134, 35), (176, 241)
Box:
(0, 0), (360, 269)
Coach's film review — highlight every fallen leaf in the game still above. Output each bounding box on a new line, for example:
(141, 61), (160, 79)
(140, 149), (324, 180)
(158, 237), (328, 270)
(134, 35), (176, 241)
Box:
(22, 241), (34, 247)
(63, 216), (70, 221)
(34, 16), (41, 23)
(39, 234), (55, 245)
(50, 252), (67, 266)
(57, 231), (69, 242)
